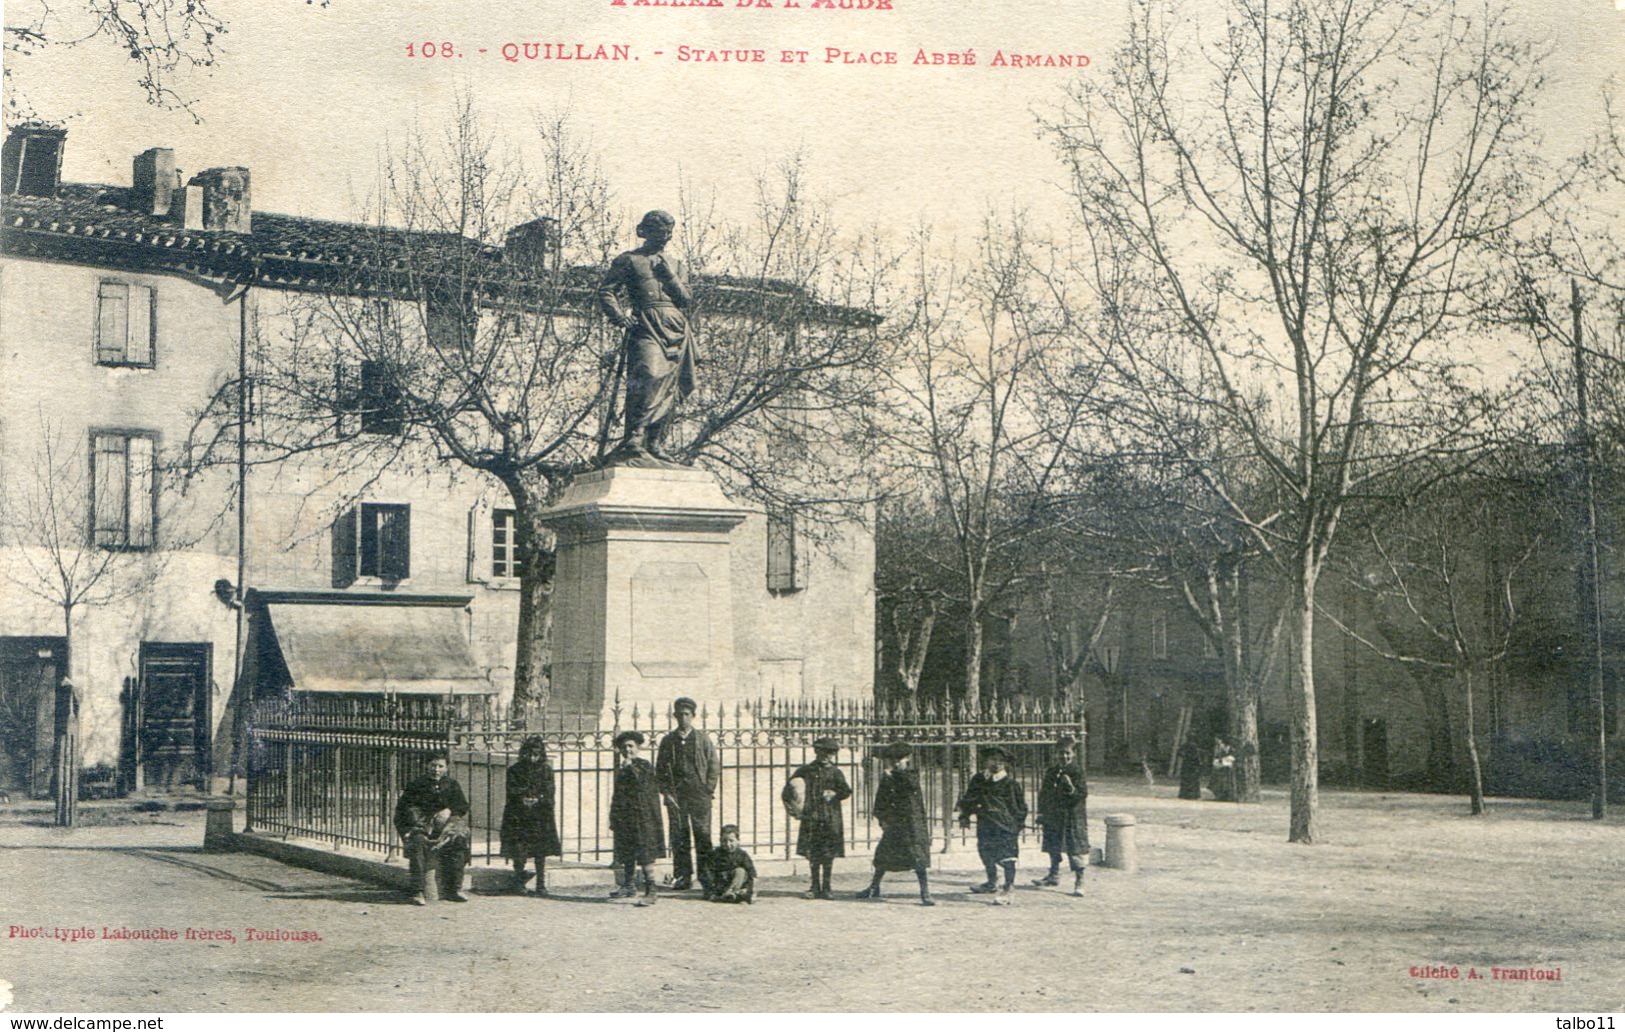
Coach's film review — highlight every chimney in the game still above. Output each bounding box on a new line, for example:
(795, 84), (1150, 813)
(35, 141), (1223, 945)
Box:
(185, 166), (251, 233)
(1, 123), (67, 197)
(504, 217), (561, 273)
(131, 148), (177, 216)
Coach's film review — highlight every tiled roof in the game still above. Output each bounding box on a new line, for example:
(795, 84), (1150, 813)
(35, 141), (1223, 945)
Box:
(1, 182), (880, 326)
(1, 182), (502, 279)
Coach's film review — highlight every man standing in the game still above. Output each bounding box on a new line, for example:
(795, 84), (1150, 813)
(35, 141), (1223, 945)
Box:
(597, 209), (697, 464)
(654, 696), (720, 891)
(393, 754), (471, 906)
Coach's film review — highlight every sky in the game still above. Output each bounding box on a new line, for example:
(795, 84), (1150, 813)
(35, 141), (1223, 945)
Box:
(5, 0), (1624, 247)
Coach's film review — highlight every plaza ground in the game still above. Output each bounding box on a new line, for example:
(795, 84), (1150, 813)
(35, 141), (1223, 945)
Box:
(1, 779), (1622, 1012)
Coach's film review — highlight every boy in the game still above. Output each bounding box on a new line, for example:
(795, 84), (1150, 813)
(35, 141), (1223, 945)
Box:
(785, 737), (852, 900)
(955, 746), (1028, 905)
(1033, 733), (1088, 896)
(704, 824), (757, 903)
(393, 754), (471, 906)
(609, 730), (666, 906)
(859, 741), (934, 905)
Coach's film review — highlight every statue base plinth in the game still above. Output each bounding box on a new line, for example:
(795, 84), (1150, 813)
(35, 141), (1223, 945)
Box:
(538, 465), (747, 714)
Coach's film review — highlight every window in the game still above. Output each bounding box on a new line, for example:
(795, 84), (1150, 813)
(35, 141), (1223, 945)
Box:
(766, 510), (801, 592)
(333, 503), (410, 584)
(492, 508), (523, 580)
(90, 431), (157, 549)
(95, 280), (155, 367)
(336, 360), (404, 436)
(1150, 612), (1168, 660)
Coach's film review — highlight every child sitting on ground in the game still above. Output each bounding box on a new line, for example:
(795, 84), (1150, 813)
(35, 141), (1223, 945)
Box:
(704, 824), (757, 904)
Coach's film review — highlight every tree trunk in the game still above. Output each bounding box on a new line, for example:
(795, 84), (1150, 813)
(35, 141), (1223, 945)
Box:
(1463, 666), (1485, 816)
(510, 488), (557, 707)
(1218, 559), (1263, 803)
(1288, 578), (1319, 844)
(963, 611), (984, 713)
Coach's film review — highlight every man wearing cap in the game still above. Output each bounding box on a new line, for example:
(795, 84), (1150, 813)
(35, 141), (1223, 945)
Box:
(859, 742), (935, 905)
(956, 746), (1028, 905)
(1033, 734), (1089, 896)
(610, 730), (666, 906)
(786, 738), (852, 899)
(655, 697), (720, 891)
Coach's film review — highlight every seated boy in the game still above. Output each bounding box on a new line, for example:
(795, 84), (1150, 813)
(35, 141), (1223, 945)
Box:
(704, 824), (757, 904)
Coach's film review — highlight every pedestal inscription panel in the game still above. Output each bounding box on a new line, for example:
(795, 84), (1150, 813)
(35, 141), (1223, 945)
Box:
(630, 561), (710, 677)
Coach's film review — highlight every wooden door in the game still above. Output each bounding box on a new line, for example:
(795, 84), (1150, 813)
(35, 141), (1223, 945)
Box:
(138, 643), (211, 791)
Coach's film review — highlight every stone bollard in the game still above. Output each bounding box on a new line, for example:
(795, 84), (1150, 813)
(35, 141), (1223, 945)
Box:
(203, 797), (239, 853)
(1103, 814), (1138, 873)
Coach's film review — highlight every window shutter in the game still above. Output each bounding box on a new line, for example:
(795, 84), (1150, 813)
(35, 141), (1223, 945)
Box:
(466, 504), (482, 584)
(335, 363), (360, 438)
(127, 286), (154, 365)
(92, 433), (127, 546)
(766, 510), (799, 592)
(97, 282), (129, 363)
(380, 505), (411, 581)
(127, 435), (156, 547)
(331, 507), (358, 587)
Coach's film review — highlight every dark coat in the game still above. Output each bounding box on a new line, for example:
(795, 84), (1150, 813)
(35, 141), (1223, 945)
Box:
(705, 844), (757, 892)
(788, 760), (852, 859)
(1178, 737), (1205, 800)
(957, 772), (1028, 864)
(393, 774), (469, 839)
(655, 728), (720, 799)
(500, 758), (562, 861)
(610, 757), (667, 864)
(1037, 761), (1089, 855)
(871, 767), (932, 871)
(393, 773), (470, 870)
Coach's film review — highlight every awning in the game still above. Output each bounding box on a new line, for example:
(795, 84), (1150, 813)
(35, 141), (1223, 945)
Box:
(262, 599), (493, 695)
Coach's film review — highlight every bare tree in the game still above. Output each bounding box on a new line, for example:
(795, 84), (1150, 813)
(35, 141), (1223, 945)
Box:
(1048, 0), (1571, 841)
(204, 100), (895, 705)
(1329, 463), (1555, 814)
(2, 0), (320, 121)
(876, 213), (1100, 710)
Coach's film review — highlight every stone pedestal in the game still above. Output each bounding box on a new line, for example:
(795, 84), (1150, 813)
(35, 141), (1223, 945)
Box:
(538, 466), (748, 717)
(204, 796), (239, 852)
(1103, 813), (1138, 872)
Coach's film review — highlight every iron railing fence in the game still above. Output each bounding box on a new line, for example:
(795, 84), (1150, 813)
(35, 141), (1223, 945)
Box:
(245, 693), (1087, 865)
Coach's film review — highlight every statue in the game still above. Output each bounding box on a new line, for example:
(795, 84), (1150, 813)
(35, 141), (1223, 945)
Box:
(597, 210), (697, 466)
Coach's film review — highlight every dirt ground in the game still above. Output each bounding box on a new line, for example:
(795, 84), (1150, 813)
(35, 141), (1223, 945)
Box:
(2, 780), (1622, 1012)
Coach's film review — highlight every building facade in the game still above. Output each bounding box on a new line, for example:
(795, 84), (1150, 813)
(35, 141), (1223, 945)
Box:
(0, 124), (875, 796)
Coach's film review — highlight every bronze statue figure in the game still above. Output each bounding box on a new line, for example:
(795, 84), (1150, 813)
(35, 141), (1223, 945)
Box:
(597, 210), (697, 466)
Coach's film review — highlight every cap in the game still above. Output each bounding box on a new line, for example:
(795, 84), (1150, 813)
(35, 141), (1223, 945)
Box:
(812, 737), (840, 753)
(880, 741), (913, 761)
(979, 746), (1013, 764)
(613, 730), (645, 747)
(1057, 734), (1078, 748)
(673, 697), (697, 716)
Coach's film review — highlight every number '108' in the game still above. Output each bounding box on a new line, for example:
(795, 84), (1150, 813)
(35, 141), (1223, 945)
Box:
(406, 42), (457, 58)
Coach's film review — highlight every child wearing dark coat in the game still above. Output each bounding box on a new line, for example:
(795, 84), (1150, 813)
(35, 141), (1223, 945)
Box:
(858, 741), (934, 905)
(956, 746), (1028, 905)
(704, 824), (757, 903)
(1033, 733), (1088, 896)
(609, 730), (666, 907)
(784, 737), (852, 900)
(500, 736), (562, 896)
